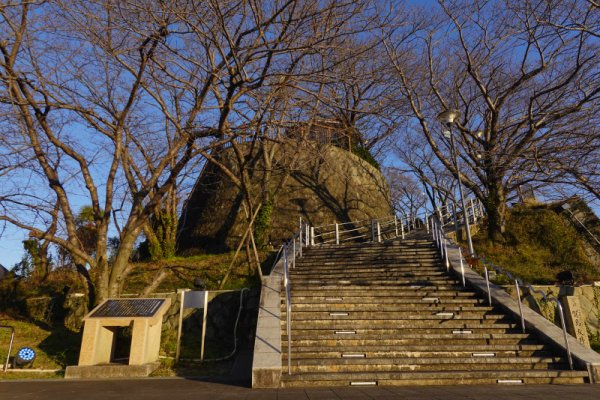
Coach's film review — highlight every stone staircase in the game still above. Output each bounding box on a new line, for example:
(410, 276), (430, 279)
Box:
(280, 236), (589, 386)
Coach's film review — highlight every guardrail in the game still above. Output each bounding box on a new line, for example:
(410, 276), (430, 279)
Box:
(435, 197), (485, 231)
(306, 212), (429, 246)
(429, 216), (574, 370)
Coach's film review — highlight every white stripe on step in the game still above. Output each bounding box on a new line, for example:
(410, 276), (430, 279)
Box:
(436, 312), (454, 317)
(497, 379), (523, 384)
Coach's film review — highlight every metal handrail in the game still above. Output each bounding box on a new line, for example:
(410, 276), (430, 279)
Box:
(0, 325), (15, 372)
(474, 256), (574, 370)
(430, 218), (575, 371)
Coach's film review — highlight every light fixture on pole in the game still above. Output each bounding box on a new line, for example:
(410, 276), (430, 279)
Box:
(437, 109), (474, 255)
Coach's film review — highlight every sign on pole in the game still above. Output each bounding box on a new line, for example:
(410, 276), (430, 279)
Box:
(175, 290), (209, 362)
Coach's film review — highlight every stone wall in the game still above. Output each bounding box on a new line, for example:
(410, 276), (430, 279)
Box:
(518, 285), (600, 345)
(177, 141), (393, 254)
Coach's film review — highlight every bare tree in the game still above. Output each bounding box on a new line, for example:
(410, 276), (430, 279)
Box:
(0, 0), (376, 304)
(385, 0), (600, 240)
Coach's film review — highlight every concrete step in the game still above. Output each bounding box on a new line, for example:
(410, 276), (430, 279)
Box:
(287, 357), (569, 373)
(286, 310), (502, 320)
(290, 283), (464, 291)
(290, 291), (480, 299)
(283, 344), (553, 358)
(288, 325), (520, 336)
(289, 304), (493, 312)
(285, 336), (537, 347)
(280, 370), (589, 387)
(290, 296), (485, 305)
(275, 236), (589, 387)
(287, 318), (513, 329)
(289, 279), (459, 287)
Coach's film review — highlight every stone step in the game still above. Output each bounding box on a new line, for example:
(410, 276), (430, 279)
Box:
(290, 283), (464, 291)
(290, 291), (479, 299)
(287, 357), (569, 373)
(283, 345), (553, 359)
(285, 337), (536, 347)
(290, 296), (485, 305)
(275, 236), (589, 387)
(290, 272), (447, 280)
(288, 304), (493, 312)
(287, 318), (513, 330)
(284, 332), (530, 342)
(296, 256), (440, 265)
(286, 310), (501, 320)
(280, 370), (589, 387)
(289, 279), (459, 287)
(288, 325), (519, 336)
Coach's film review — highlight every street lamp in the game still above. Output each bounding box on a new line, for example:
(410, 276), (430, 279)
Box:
(437, 109), (474, 255)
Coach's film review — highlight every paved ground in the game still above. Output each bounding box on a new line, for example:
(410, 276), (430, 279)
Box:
(1, 378), (600, 400)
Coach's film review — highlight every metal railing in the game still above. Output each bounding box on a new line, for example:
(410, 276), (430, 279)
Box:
(429, 216), (574, 370)
(435, 197), (485, 231)
(0, 325), (14, 372)
(306, 212), (429, 246)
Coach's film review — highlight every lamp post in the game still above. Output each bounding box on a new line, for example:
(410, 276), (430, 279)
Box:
(437, 109), (474, 255)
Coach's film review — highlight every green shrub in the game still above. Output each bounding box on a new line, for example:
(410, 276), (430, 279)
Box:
(472, 205), (598, 284)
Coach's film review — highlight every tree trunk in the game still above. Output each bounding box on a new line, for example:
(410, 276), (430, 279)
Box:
(484, 181), (507, 241)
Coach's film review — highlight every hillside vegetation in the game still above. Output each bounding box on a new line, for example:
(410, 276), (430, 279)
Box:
(472, 203), (600, 284)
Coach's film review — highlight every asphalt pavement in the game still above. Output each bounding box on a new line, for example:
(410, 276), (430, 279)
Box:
(1, 378), (600, 400)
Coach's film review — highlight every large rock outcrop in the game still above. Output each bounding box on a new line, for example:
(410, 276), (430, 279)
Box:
(177, 140), (392, 254)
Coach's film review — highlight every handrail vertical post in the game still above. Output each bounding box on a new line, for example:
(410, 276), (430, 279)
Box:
(292, 237), (296, 269)
(401, 219), (405, 239)
(515, 280), (525, 333)
(283, 245), (292, 374)
(425, 211), (429, 233)
(310, 227), (315, 246)
(377, 221), (381, 242)
(458, 247), (465, 286)
(443, 237), (449, 271)
(335, 223), (339, 245)
(484, 265), (492, 306)
(556, 300), (574, 370)
(1, 326), (14, 372)
(394, 216), (399, 237)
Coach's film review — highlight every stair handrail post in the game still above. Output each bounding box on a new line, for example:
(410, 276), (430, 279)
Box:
(555, 299), (574, 370)
(425, 210), (430, 233)
(458, 247), (466, 287)
(443, 236), (450, 271)
(514, 280), (526, 333)
(401, 218), (405, 239)
(292, 236), (296, 269)
(335, 223), (340, 245)
(483, 263), (492, 306)
(283, 244), (292, 375)
(394, 215), (399, 237)
(377, 220), (382, 243)
(310, 226), (315, 246)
